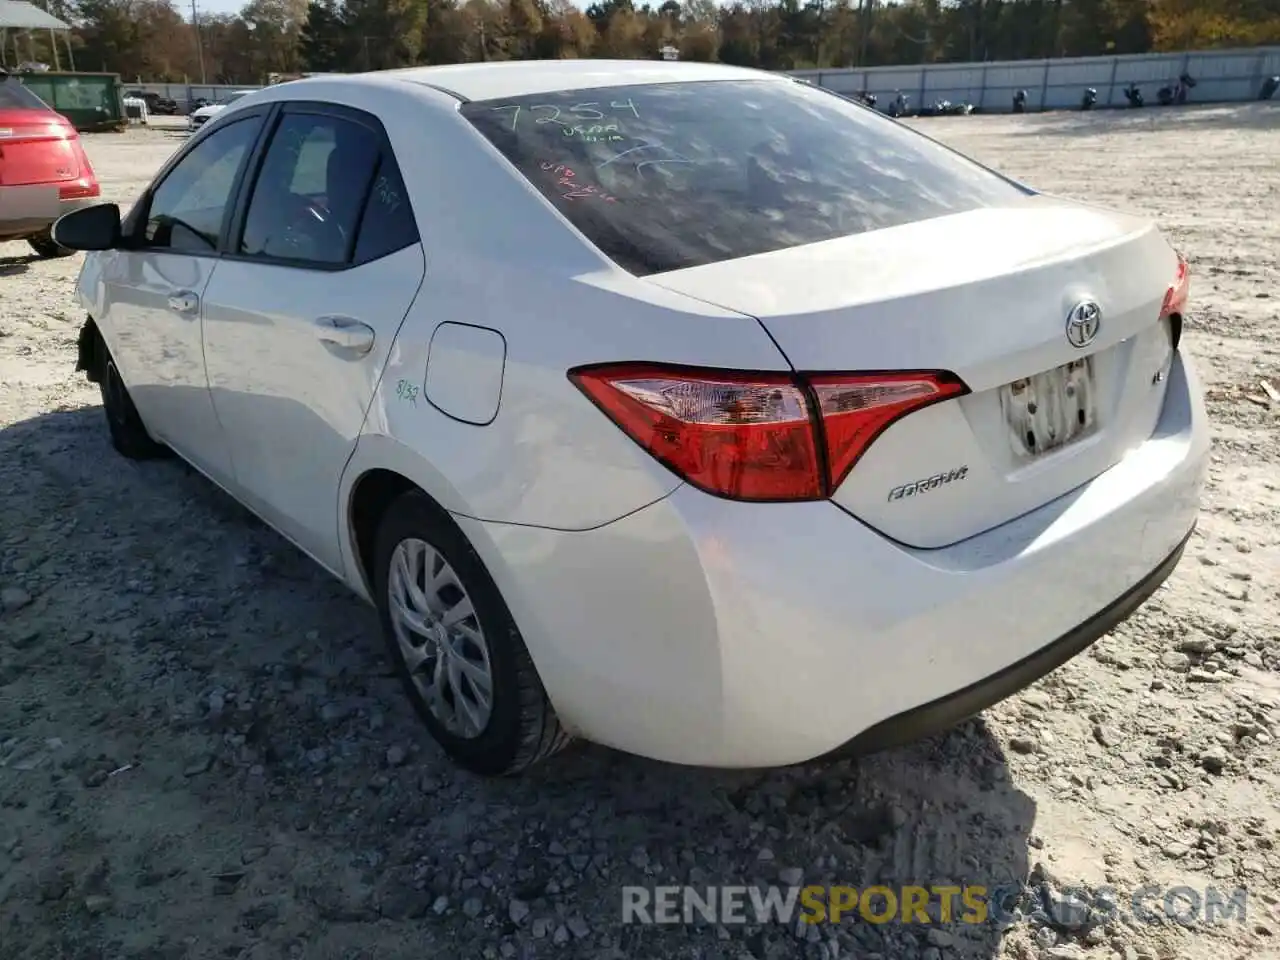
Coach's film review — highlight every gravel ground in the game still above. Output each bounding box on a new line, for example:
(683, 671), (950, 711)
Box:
(1, 103), (1278, 960)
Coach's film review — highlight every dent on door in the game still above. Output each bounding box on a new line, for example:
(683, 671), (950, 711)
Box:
(424, 322), (507, 426)
(106, 252), (221, 459)
(104, 252), (204, 386)
(199, 244), (427, 573)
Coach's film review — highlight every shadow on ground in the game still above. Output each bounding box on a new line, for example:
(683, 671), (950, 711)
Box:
(0, 405), (1039, 960)
(0, 253), (36, 277)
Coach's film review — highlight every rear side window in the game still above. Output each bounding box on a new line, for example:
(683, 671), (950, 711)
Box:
(461, 79), (1026, 276)
(0, 78), (49, 110)
(239, 112), (380, 266)
(353, 157), (418, 263)
(237, 110), (417, 267)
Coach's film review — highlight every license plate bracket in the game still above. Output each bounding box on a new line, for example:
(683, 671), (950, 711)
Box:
(0, 185), (60, 220)
(1001, 357), (1097, 459)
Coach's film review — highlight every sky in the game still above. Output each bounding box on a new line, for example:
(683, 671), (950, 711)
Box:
(191, 0), (252, 17)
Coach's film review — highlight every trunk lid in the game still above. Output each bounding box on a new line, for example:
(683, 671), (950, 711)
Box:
(647, 196), (1181, 548)
(0, 108), (82, 186)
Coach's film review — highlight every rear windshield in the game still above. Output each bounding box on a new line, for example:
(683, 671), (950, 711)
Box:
(0, 78), (49, 111)
(461, 79), (1026, 277)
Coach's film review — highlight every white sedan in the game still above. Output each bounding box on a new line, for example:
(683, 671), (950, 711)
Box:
(187, 90), (255, 131)
(52, 61), (1207, 776)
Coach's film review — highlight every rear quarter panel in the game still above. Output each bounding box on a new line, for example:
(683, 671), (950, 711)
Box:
(334, 78), (793, 533)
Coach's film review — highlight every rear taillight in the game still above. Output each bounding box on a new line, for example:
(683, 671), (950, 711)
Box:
(60, 138), (100, 199)
(1160, 252), (1190, 352)
(810, 373), (967, 490)
(569, 363), (967, 502)
(1161, 253), (1190, 319)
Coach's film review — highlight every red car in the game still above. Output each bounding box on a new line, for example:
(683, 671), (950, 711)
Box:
(0, 72), (101, 258)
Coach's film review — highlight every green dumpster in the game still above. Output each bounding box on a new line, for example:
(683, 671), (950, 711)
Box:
(17, 71), (126, 132)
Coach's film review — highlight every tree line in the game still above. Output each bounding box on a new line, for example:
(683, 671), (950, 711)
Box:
(17, 0), (1280, 86)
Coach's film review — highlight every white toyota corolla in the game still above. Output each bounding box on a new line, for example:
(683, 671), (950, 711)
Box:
(53, 60), (1207, 776)
(187, 90), (255, 131)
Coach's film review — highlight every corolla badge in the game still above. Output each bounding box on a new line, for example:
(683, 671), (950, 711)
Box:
(1065, 300), (1102, 348)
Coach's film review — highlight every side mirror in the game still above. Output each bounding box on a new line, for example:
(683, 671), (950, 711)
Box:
(51, 203), (122, 251)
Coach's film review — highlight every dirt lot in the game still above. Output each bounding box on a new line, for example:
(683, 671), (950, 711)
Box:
(1, 104), (1278, 960)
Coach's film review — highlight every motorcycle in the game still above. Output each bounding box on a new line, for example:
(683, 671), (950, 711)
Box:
(887, 92), (910, 118)
(1157, 72), (1196, 106)
(1123, 83), (1144, 108)
(1012, 89), (1028, 114)
(854, 90), (877, 109)
(935, 99), (975, 116)
(1081, 87), (1098, 110)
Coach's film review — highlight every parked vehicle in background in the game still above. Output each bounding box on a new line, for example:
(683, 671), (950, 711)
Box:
(54, 61), (1205, 777)
(919, 98), (974, 116)
(0, 71), (101, 257)
(125, 90), (179, 115)
(187, 90), (255, 131)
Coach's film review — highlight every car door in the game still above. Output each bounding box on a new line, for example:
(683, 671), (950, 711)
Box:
(201, 102), (425, 575)
(99, 111), (266, 488)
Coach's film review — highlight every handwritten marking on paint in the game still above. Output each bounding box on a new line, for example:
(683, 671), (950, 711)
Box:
(395, 379), (420, 406)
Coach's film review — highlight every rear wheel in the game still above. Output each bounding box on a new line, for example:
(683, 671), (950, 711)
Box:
(373, 490), (570, 776)
(27, 231), (75, 259)
(97, 338), (170, 460)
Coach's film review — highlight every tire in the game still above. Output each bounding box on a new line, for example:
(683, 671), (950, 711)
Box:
(373, 490), (570, 776)
(27, 231), (76, 259)
(97, 338), (170, 460)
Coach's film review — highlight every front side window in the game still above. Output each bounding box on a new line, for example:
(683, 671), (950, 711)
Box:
(461, 79), (1027, 276)
(142, 116), (261, 253)
(238, 112), (381, 266)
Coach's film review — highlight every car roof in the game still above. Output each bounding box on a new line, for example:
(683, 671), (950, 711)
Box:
(378, 59), (778, 102)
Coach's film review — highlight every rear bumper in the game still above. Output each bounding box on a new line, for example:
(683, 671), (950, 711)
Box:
(457, 350), (1209, 767)
(840, 523), (1192, 756)
(0, 194), (99, 241)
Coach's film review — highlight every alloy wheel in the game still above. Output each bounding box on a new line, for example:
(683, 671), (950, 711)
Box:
(387, 537), (494, 739)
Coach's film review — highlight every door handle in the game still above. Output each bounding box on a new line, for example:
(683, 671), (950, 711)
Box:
(167, 290), (199, 315)
(315, 316), (375, 354)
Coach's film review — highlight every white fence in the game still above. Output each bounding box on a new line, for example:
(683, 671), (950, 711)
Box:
(129, 46), (1280, 115)
(791, 45), (1280, 112)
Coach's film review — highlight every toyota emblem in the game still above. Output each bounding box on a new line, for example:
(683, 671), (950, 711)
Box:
(1065, 300), (1102, 349)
